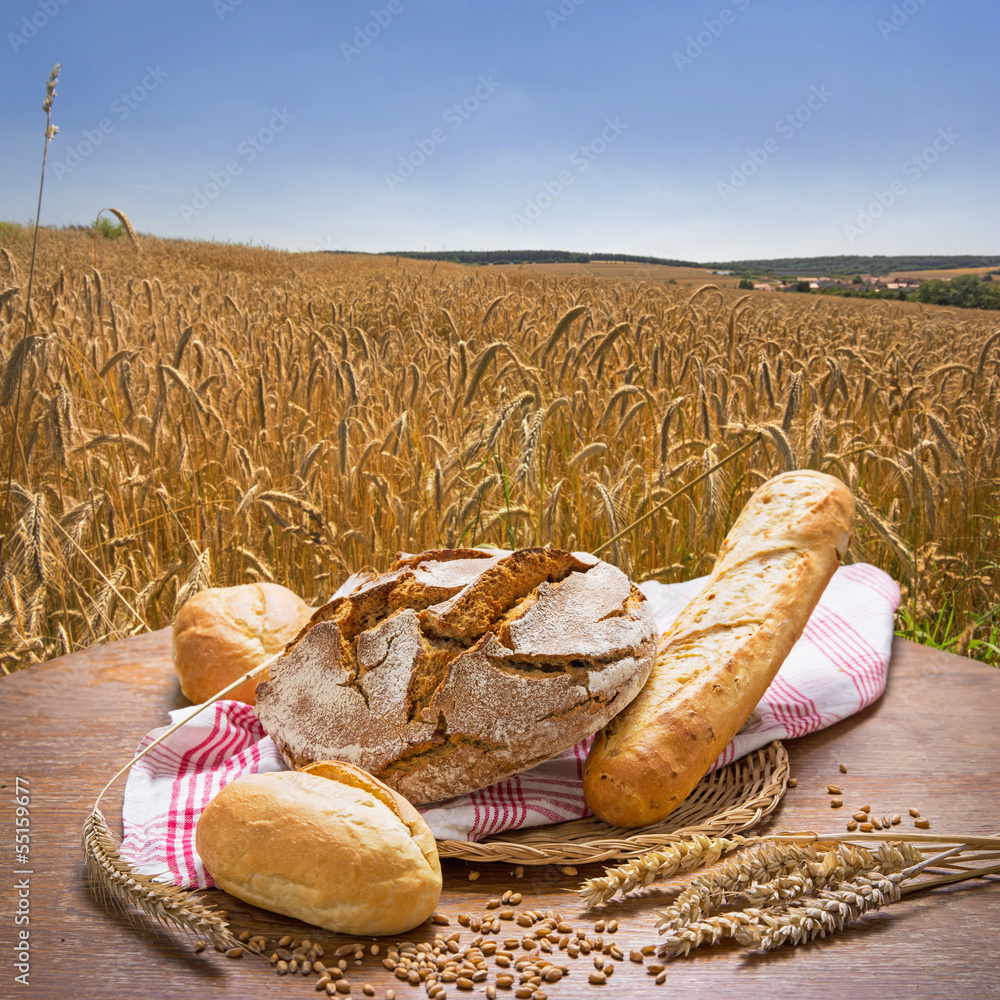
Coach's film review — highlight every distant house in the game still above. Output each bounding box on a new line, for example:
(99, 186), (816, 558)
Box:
(753, 282), (775, 291)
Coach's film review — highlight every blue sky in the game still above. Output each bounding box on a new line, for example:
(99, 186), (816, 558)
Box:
(2, 0), (997, 260)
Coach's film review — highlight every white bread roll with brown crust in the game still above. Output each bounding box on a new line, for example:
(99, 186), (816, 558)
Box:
(172, 583), (312, 705)
(583, 470), (855, 828)
(195, 761), (442, 936)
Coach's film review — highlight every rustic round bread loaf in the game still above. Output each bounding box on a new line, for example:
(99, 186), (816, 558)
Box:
(254, 547), (657, 804)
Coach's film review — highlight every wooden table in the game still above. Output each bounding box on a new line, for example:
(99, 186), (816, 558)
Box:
(1, 632), (998, 1000)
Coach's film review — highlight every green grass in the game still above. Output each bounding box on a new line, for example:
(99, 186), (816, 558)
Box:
(0, 221), (27, 243)
(93, 216), (125, 239)
(896, 605), (1000, 665)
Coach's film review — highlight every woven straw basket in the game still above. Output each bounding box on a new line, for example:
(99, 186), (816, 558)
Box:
(435, 739), (789, 866)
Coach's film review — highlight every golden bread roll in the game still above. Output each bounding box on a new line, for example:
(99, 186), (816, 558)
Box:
(172, 583), (312, 704)
(195, 761), (442, 936)
(254, 547), (657, 804)
(583, 470), (855, 828)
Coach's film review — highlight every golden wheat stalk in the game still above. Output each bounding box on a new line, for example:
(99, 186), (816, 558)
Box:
(1, 65), (60, 573)
(729, 843), (971, 953)
(592, 433), (761, 557)
(82, 808), (241, 949)
(92, 207), (141, 265)
(81, 651), (282, 945)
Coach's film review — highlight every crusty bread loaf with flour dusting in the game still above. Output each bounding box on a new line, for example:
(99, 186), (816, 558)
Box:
(255, 547), (657, 804)
(583, 470), (855, 828)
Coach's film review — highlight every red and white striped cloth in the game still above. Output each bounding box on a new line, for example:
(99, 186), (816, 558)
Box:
(120, 563), (898, 889)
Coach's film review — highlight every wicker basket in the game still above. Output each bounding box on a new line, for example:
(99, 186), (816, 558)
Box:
(436, 740), (788, 865)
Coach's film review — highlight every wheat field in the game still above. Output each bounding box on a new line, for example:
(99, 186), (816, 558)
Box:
(1, 228), (997, 670)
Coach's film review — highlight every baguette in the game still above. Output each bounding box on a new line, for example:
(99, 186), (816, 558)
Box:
(583, 469), (855, 828)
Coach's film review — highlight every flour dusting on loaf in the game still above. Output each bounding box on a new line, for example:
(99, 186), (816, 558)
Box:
(255, 547), (656, 804)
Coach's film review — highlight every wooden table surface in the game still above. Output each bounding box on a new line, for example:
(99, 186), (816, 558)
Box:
(1, 631), (998, 1000)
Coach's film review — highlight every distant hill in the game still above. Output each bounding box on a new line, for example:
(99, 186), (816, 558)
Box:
(367, 250), (999, 277)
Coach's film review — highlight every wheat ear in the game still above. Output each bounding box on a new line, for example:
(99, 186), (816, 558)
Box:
(592, 433), (760, 557)
(732, 844), (964, 952)
(82, 808), (241, 950)
(92, 207), (141, 266)
(578, 834), (754, 907)
(82, 651), (281, 946)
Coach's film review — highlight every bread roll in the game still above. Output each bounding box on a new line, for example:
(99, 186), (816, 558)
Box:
(255, 547), (657, 804)
(195, 761), (442, 936)
(583, 470), (855, 828)
(172, 583), (312, 705)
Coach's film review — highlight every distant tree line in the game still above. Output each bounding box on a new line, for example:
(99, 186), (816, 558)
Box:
(376, 249), (699, 267)
(800, 273), (1000, 310)
(817, 287), (910, 302)
(911, 274), (1000, 310)
(366, 249), (1000, 278)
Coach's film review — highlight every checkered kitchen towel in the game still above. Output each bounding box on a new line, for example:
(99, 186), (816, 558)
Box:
(120, 563), (899, 889)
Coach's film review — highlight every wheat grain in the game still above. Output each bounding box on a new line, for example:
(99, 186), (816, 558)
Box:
(172, 325), (194, 368)
(540, 304), (588, 361)
(463, 342), (505, 408)
(0, 247), (19, 284)
(759, 422), (798, 472)
(105, 208), (141, 253)
(781, 370), (803, 431)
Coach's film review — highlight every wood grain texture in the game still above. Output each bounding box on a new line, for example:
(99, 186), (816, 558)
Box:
(1, 632), (998, 1000)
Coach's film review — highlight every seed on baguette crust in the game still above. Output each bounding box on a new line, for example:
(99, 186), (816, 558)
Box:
(582, 470), (855, 828)
(255, 547), (657, 804)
